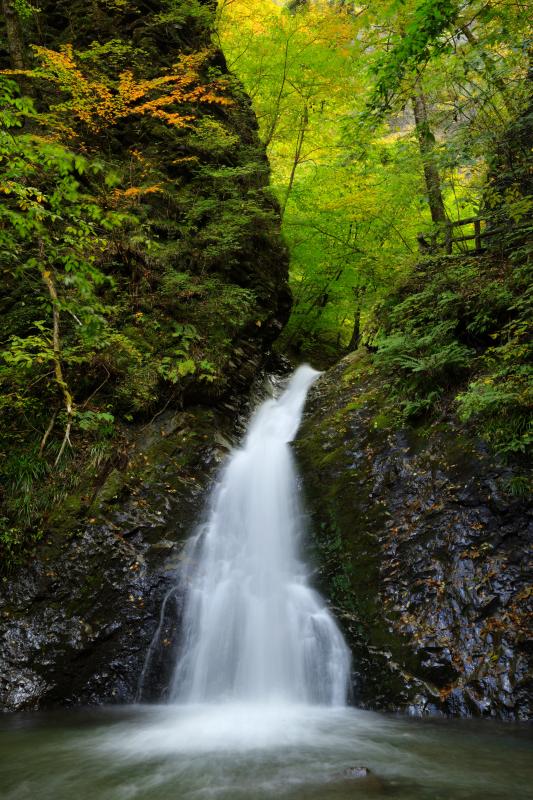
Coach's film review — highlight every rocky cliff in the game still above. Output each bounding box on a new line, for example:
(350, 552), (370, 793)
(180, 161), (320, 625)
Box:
(296, 352), (532, 719)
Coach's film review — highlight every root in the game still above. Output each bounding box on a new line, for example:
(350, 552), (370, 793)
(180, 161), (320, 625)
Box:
(39, 409), (58, 456)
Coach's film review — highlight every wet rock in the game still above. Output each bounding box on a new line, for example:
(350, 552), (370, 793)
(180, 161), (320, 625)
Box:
(344, 766), (371, 778)
(295, 350), (533, 720)
(0, 668), (49, 711)
(0, 360), (294, 713)
(0, 404), (240, 712)
(339, 767), (387, 793)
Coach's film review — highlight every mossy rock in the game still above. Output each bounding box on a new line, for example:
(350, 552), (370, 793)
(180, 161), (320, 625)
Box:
(296, 351), (532, 719)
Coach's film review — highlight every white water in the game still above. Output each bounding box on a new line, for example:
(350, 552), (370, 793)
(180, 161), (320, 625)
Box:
(169, 364), (351, 706)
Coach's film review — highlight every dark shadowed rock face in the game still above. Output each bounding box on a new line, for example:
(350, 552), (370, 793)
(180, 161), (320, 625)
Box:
(295, 352), (532, 720)
(0, 403), (237, 711)
(0, 354), (290, 712)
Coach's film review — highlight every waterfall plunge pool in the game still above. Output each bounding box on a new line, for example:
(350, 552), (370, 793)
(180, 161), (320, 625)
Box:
(1, 704), (532, 800)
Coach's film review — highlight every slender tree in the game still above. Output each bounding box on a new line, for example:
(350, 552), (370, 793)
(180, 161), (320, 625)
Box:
(411, 81), (447, 229)
(1, 0), (26, 70)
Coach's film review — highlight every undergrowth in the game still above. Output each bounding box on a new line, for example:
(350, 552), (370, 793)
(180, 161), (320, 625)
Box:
(373, 253), (532, 457)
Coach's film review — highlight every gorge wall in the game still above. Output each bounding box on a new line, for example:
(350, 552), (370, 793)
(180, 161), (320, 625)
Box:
(296, 352), (532, 720)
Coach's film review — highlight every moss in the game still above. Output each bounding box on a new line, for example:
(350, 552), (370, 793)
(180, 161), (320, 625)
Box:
(371, 411), (395, 430)
(340, 351), (373, 384)
(93, 470), (124, 507)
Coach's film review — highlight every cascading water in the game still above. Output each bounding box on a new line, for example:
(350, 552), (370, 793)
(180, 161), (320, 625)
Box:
(169, 365), (351, 706)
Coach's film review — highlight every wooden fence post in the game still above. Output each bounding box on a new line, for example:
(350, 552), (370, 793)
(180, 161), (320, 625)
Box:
(474, 218), (482, 251)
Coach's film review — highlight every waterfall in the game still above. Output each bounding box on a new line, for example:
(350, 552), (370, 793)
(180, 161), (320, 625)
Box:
(169, 365), (351, 706)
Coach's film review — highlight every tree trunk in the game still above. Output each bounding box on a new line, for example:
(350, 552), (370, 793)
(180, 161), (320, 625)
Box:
(263, 37), (291, 150)
(348, 310), (360, 351)
(1, 0), (26, 70)
(287, 0), (308, 11)
(411, 84), (447, 232)
(348, 286), (365, 351)
(280, 102), (308, 220)
(40, 262), (75, 466)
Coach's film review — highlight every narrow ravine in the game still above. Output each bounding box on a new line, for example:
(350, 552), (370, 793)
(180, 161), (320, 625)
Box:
(0, 375), (532, 799)
(0, 1), (531, 797)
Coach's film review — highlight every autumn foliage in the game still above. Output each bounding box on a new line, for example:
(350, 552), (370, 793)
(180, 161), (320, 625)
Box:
(6, 45), (232, 134)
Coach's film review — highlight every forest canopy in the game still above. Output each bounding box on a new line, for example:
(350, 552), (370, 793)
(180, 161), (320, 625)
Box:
(217, 0), (531, 355)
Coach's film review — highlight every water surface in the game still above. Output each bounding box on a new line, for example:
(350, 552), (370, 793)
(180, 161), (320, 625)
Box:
(1, 704), (531, 800)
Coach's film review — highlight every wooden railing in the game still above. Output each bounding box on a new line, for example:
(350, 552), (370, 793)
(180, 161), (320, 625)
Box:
(444, 215), (506, 254)
(445, 216), (486, 252)
(418, 215), (504, 255)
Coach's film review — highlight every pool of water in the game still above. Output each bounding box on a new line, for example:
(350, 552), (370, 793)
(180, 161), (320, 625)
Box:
(1, 704), (531, 800)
